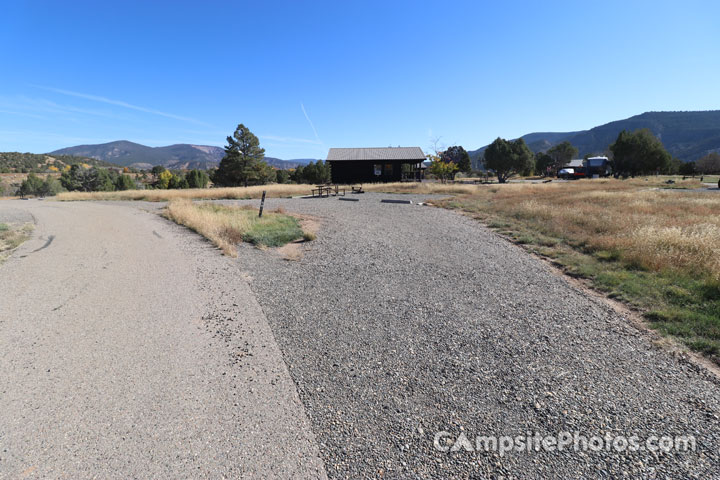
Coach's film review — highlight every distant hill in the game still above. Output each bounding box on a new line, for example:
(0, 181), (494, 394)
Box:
(0, 152), (119, 173)
(51, 141), (224, 170)
(51, 141), (316, 170)
(265, 157), (316, 169)
(469, 111), (720, 168)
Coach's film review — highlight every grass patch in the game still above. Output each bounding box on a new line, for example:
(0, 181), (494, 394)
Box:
(243, 214), (304, 247)
(0, 222), (33, 261)
(164, 199), (307, 256)
(436, 178), (720, 364)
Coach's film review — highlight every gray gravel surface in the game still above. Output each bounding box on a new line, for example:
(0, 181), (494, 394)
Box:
(0, 200), (326, 479)
(229, 192), (720, 479)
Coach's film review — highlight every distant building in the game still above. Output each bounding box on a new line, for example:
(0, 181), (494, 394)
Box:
(566, 159), (585, 169)
(326, 147), (426, 183)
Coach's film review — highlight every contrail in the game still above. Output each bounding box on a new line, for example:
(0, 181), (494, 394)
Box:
(301, 102), (322, 144)
(32, 85), (210, 126)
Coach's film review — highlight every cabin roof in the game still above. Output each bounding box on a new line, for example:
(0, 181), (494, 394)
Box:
(327, 147), (426, 162)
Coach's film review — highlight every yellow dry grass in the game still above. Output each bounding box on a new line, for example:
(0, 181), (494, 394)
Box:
(55, 180), (485, 202)
(164, 199), (304, 256)
(57, 184), (311, 202)
(363, 182), (479, 195)
(445, 179), (720, 280)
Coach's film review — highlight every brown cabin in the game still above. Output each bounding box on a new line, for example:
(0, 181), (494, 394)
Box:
(326, 147), (426, 183)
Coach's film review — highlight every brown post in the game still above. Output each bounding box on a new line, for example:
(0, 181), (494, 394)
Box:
(258, 190), (266, 217)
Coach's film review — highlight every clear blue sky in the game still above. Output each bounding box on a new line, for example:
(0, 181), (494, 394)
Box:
(1, 0), (719, 159)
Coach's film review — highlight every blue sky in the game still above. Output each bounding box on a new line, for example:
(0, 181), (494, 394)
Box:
(1, 0), (719, 159)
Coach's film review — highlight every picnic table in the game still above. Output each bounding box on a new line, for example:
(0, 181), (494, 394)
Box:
(312, 185), (332, 197)
(311, 184), (346, 197)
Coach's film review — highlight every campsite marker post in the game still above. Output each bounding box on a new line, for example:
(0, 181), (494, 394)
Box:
(258, 190), (266, 217)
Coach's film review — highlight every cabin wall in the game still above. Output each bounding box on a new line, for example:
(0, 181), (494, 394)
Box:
(329, 160), (412, 183)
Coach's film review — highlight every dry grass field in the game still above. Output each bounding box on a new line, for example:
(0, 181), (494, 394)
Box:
(53, 175), (713, 202)
(164, 200), (307, 256)
(439, 178), (720, 362)
(57, 184), (312, 202)
(55, 181), (481, 201)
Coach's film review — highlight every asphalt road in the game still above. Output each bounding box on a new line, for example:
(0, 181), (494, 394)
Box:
(0, 200), (326, 478)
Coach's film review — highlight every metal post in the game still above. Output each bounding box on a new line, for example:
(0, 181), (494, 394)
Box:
(258, 190), (266, 217)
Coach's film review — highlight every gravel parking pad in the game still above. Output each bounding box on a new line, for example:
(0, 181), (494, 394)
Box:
(231, 192), (720, 478)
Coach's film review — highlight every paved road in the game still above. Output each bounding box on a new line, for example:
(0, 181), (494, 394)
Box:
(0, 200), (326, 478)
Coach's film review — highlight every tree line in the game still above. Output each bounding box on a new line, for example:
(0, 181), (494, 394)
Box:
(13, 165), (212, 197)
(479, 128), (708, 183)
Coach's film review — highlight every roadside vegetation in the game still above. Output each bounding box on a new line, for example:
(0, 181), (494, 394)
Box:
(0, 222), (33, 261)
(438, 179), (720, 363)
(164, 200), (308, 256)
(58, 184), (313, 201)
(54, 175), (708, 202)
(56, 180), (487, 201)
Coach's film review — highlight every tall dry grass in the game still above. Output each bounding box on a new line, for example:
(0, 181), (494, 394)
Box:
(57, 184), (312, 202)
(55, 180), (487, 202)
(164, 199), (304, 256)
(445, 179), (720, 280)
(363, 182), (480, 195)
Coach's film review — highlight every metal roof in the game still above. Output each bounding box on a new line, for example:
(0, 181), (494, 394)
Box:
(327, 147), (426, 161)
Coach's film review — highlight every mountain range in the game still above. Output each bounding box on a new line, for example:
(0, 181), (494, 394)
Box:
(51, 141), (315, 170)
(469, 111), (720, 168)
(49, 111), (720, 172)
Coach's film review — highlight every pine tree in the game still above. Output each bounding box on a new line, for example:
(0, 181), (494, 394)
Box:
(212, 124), (267, 187)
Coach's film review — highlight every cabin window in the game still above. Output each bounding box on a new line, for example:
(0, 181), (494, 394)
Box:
(373, 164), (382, 176)
(384, 163), (393, 176)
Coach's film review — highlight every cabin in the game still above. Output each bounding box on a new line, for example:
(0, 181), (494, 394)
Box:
(326, 147), (426, 184)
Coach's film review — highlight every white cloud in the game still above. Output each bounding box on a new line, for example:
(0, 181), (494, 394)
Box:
(31, 85), (211, 126)
(301, 103), (322, 144)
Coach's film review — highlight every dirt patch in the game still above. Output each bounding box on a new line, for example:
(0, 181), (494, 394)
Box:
(275, 214), (320, 261)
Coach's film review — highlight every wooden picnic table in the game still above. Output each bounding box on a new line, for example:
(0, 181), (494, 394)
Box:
(312, 185), (332, 197)
(312, 184), (346, 197)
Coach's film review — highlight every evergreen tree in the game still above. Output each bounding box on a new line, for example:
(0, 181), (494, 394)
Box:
(212, 124), (267, 187)
(610, 129), (672, 176)
(115, 174), (136, 191)
(546, 141), (578, 171)
(275, 169), (290, 184)
(483, 138), (534, 183)
(186, 169), (210, 188)
(442, 146), (471, 174)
